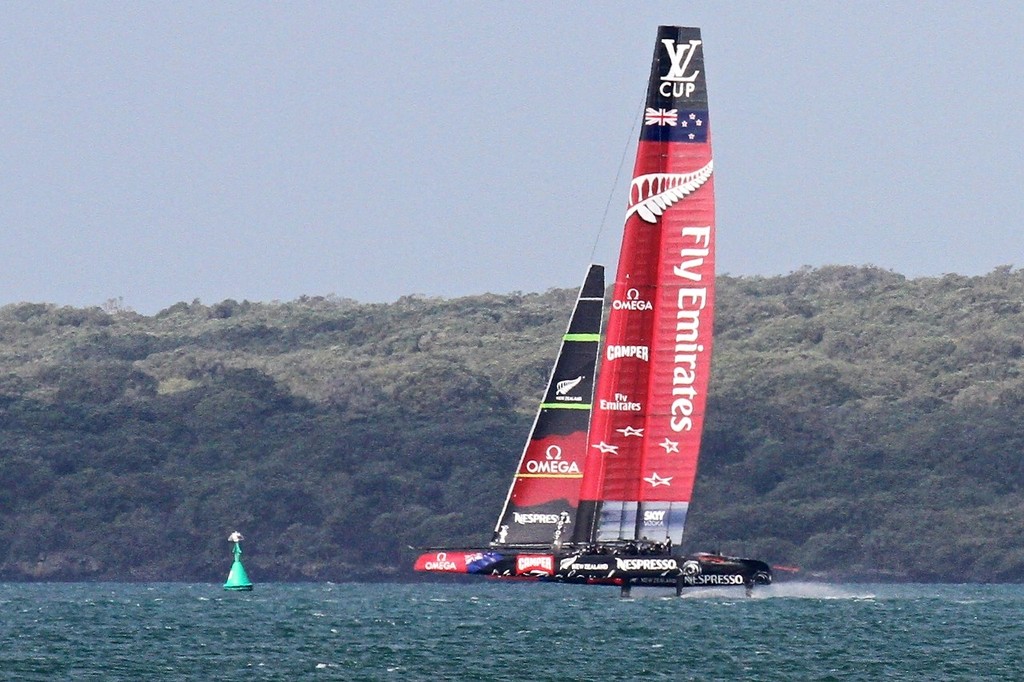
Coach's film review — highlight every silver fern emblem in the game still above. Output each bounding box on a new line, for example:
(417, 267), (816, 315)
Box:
(556, 376), (584, 395)
(625, 160), (714, 224)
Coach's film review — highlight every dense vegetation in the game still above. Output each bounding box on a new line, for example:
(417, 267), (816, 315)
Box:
(2, 265), (1024, 583)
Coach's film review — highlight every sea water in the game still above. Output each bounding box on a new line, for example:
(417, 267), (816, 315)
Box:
(1, 581), (1022, 680)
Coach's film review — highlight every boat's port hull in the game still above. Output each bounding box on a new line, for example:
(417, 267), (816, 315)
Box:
(414, 549), (771, 587)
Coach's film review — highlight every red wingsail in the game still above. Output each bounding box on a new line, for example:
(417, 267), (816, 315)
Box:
(579, 27), (715, 545)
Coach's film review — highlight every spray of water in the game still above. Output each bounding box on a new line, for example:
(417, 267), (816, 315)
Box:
(668, 582), (877, 600)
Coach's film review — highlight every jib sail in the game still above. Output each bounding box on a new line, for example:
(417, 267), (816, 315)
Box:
(491, 264), (605, 548)
(579, 26), (716, 546)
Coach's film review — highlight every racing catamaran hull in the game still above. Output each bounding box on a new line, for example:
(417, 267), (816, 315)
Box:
(414, 549), (771, 595)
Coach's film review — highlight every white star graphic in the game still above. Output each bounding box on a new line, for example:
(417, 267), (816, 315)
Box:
(592, 441), (619, 455)
(659, 438), (679, 454)
(617, 426), (644, 437)
(643, 472), (673, 487)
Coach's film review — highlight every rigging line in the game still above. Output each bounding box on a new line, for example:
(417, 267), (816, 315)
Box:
(587, 96), (645, 264)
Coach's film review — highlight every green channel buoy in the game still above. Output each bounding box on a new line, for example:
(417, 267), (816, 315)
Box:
(223, 531), (253, 591)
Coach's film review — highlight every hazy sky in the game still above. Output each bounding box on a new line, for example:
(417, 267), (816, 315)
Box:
(3, 2), (1022, 314)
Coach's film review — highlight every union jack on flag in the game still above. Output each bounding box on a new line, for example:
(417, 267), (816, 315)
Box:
(644, 107), (678, 126)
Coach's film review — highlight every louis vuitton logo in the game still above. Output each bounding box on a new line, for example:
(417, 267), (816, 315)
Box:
(660, 38), (702, 98)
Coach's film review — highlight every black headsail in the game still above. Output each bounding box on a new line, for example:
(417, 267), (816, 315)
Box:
(491, 264), (604, 548)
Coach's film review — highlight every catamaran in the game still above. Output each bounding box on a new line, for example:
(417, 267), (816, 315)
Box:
(414, 26), (771, 596)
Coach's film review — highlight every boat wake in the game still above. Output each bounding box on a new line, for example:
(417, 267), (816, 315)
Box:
(759, 582), (876, 600)
(617, 582), (877, 601)
(739, 582), (876, 600)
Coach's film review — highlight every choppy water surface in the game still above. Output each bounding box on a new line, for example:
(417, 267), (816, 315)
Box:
(1, 581), (1022, 680)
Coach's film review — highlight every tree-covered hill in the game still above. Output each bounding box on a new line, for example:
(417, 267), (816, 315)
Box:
(2, 266), (1024, 582)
